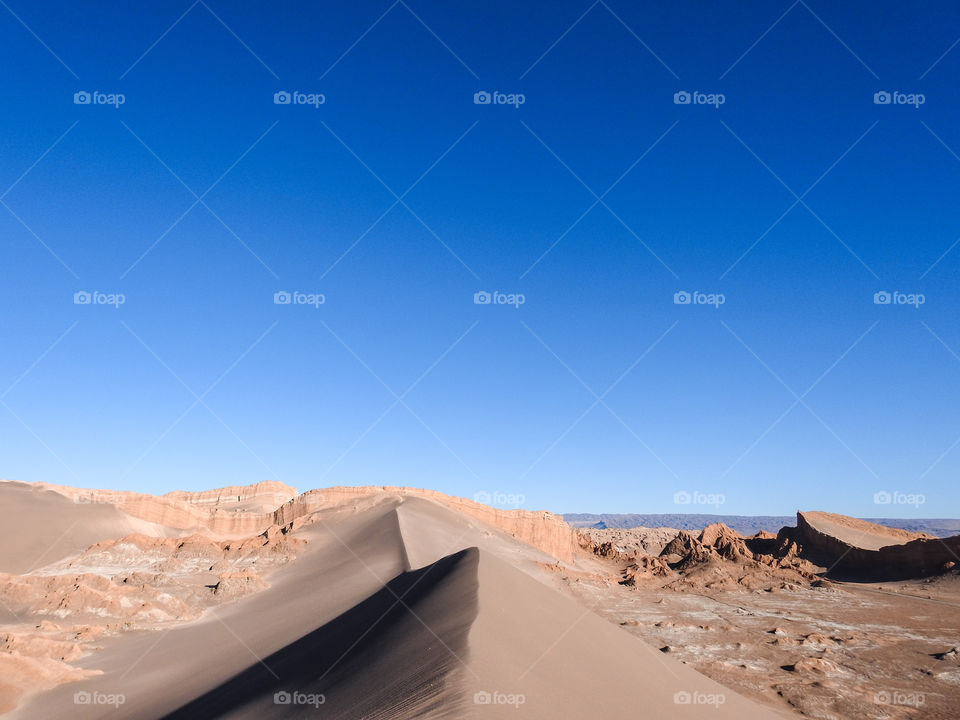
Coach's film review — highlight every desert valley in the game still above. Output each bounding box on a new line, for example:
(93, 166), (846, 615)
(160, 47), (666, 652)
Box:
(4, 1), (958, 717)
(0, 480), (957, 719)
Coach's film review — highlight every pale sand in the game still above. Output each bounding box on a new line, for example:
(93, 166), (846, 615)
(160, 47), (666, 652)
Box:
(9, 492), (787, 719)
(0, 481), (167, 575)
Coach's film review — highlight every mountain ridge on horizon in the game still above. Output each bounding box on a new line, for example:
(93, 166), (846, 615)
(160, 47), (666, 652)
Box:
(562, 512), (960, 538)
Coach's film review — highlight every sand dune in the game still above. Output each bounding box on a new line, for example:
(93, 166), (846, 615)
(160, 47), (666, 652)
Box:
(1, 482), (790, 719)
(0, 482), (168, 575)
(161, 548), (480, 720)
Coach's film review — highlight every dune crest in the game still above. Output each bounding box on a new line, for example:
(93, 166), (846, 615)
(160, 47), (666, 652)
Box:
(2, 481), (790, 719)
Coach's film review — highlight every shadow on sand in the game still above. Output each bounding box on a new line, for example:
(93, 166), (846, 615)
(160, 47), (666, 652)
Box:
(162, 547), (479, 720)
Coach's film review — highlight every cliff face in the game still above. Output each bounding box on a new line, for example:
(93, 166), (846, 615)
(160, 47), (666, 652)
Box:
(33, 481), (298, 537)
(33, 482), (578, 564)
(796, 511), (960, 577)
(164, 482), (298, 510)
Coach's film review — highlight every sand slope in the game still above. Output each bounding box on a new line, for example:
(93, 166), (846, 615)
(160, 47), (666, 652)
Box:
(9, 493), (788, 719)
(0, 481), (167, 575)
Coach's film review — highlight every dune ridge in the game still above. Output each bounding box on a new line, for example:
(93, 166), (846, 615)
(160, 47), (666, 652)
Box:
(5, 486), (789, 719)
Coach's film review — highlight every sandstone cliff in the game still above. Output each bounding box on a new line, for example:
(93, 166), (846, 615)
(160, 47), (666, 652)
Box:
(796, 510), (960, 577)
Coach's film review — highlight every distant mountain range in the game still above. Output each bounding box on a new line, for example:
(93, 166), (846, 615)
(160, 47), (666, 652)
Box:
(561, 513), (960, 538)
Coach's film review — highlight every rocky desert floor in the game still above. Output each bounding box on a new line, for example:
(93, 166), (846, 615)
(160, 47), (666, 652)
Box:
(1, 479), (957, 719)
(0, 481), (790, 719)
(566, 527), (960, 720)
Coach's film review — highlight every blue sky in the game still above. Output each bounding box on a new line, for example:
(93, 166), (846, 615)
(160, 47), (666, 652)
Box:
(1, 0), (958, 516)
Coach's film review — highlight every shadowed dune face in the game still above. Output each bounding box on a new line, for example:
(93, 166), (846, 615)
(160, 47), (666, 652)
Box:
(1, 481), (958, 719)
(161, 548), (480, 720)
(4, 483), (795, 720)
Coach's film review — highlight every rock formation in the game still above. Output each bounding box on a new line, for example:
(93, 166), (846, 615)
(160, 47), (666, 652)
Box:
(795, 511), (960, 577)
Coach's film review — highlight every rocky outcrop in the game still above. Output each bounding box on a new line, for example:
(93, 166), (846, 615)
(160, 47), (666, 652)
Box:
(577, 527), (680, 558)
(212, 571), (269, 598)
(620, 556), (672, 585)
(698, 523), (753, 561)
(660, 531), (711, 564)
(796, 511), (960, 577)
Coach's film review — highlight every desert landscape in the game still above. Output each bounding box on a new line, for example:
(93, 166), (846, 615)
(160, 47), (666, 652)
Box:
(0, 479), (955, 719)
(4, 0), (958, 718)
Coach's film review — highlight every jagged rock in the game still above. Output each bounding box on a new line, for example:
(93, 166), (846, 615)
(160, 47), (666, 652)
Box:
(620, 556), (673, 585)
(699, 523), (754, 561)
(212, 571), (268, 598)
(932, 647), (959, 661)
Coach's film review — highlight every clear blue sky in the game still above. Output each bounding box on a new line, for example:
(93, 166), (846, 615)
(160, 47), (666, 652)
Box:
(1, 1), (958, 517)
